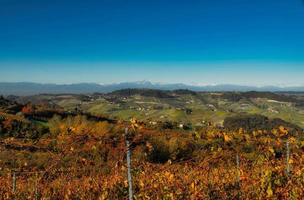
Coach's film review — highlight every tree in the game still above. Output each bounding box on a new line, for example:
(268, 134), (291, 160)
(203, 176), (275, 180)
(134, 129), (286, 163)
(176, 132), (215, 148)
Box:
(21, 103), (34, 114)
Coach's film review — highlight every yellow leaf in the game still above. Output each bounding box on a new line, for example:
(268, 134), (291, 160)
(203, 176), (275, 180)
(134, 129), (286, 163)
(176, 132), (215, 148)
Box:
(266, 184), (273, 197)
(288, 158), (294, 164)
(139, 180), (144, 188)
(244, 134), (250, 141)
(224, 133), (232, 142)
(268, 147), (275, 155)
(124, 180), (128, 187)
(289, 137), (296, 144)
(279, 126), (288, 135)
(191, 182), (195, 190)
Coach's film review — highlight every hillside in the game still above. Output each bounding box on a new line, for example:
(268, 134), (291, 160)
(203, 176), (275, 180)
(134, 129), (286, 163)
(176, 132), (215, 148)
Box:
(0, 94), (304, 198)
(218, 91), (299, 103)
(109, 88), (174, 98)
(35, 90), (303, 129)
(5, 90), (304, 129)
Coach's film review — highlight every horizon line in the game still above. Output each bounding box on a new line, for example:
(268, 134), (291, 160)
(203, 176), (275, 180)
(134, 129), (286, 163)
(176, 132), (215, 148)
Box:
(0, 81), (303, 88)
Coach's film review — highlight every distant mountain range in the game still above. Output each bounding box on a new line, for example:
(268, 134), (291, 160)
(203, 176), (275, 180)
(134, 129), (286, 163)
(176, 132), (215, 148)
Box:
(0, 82), (303, 95)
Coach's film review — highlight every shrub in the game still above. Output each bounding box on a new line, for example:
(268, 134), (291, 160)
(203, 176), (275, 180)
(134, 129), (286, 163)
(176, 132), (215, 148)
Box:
(147, 134), (195, 163)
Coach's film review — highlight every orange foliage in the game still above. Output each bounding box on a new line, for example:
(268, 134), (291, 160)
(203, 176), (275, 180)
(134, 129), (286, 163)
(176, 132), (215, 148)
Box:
(0, 119), (304, 199)
(21, 104), (34, 114)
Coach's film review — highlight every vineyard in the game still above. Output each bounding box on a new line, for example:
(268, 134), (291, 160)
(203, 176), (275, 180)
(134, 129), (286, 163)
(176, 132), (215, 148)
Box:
(1, 113), (304, 199)
(1, 0), (304, 198)
(2, 0), (304, 198)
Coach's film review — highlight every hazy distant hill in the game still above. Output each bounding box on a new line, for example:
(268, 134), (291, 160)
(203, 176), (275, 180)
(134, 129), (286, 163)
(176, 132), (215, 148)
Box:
(219, 91), (299, 103)
(0, 82), (304, 95)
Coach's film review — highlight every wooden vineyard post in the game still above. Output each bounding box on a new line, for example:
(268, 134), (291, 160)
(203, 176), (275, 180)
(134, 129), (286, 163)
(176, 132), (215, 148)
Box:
(12, 171), (16, 194)
(236, 153), (241, 199)
(125, 127), (134, 200)
(35, 172), (39, 200)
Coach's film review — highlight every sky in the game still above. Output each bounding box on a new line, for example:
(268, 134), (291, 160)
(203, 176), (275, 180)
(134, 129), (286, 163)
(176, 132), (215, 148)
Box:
(0, 0), (304, 86)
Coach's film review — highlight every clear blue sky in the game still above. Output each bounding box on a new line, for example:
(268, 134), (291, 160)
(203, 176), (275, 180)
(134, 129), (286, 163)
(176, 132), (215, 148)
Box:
(0, 0), (304, 86)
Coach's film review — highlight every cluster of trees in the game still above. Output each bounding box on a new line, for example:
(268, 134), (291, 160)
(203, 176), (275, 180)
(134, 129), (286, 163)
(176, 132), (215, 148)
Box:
(224, 114), (302, 134)
(0, 96), (23, 114)
(0, 117), (48, 139)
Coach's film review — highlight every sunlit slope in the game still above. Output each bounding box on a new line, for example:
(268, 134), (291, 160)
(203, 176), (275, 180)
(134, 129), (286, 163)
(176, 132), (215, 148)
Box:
(51, 91), (304, 128)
